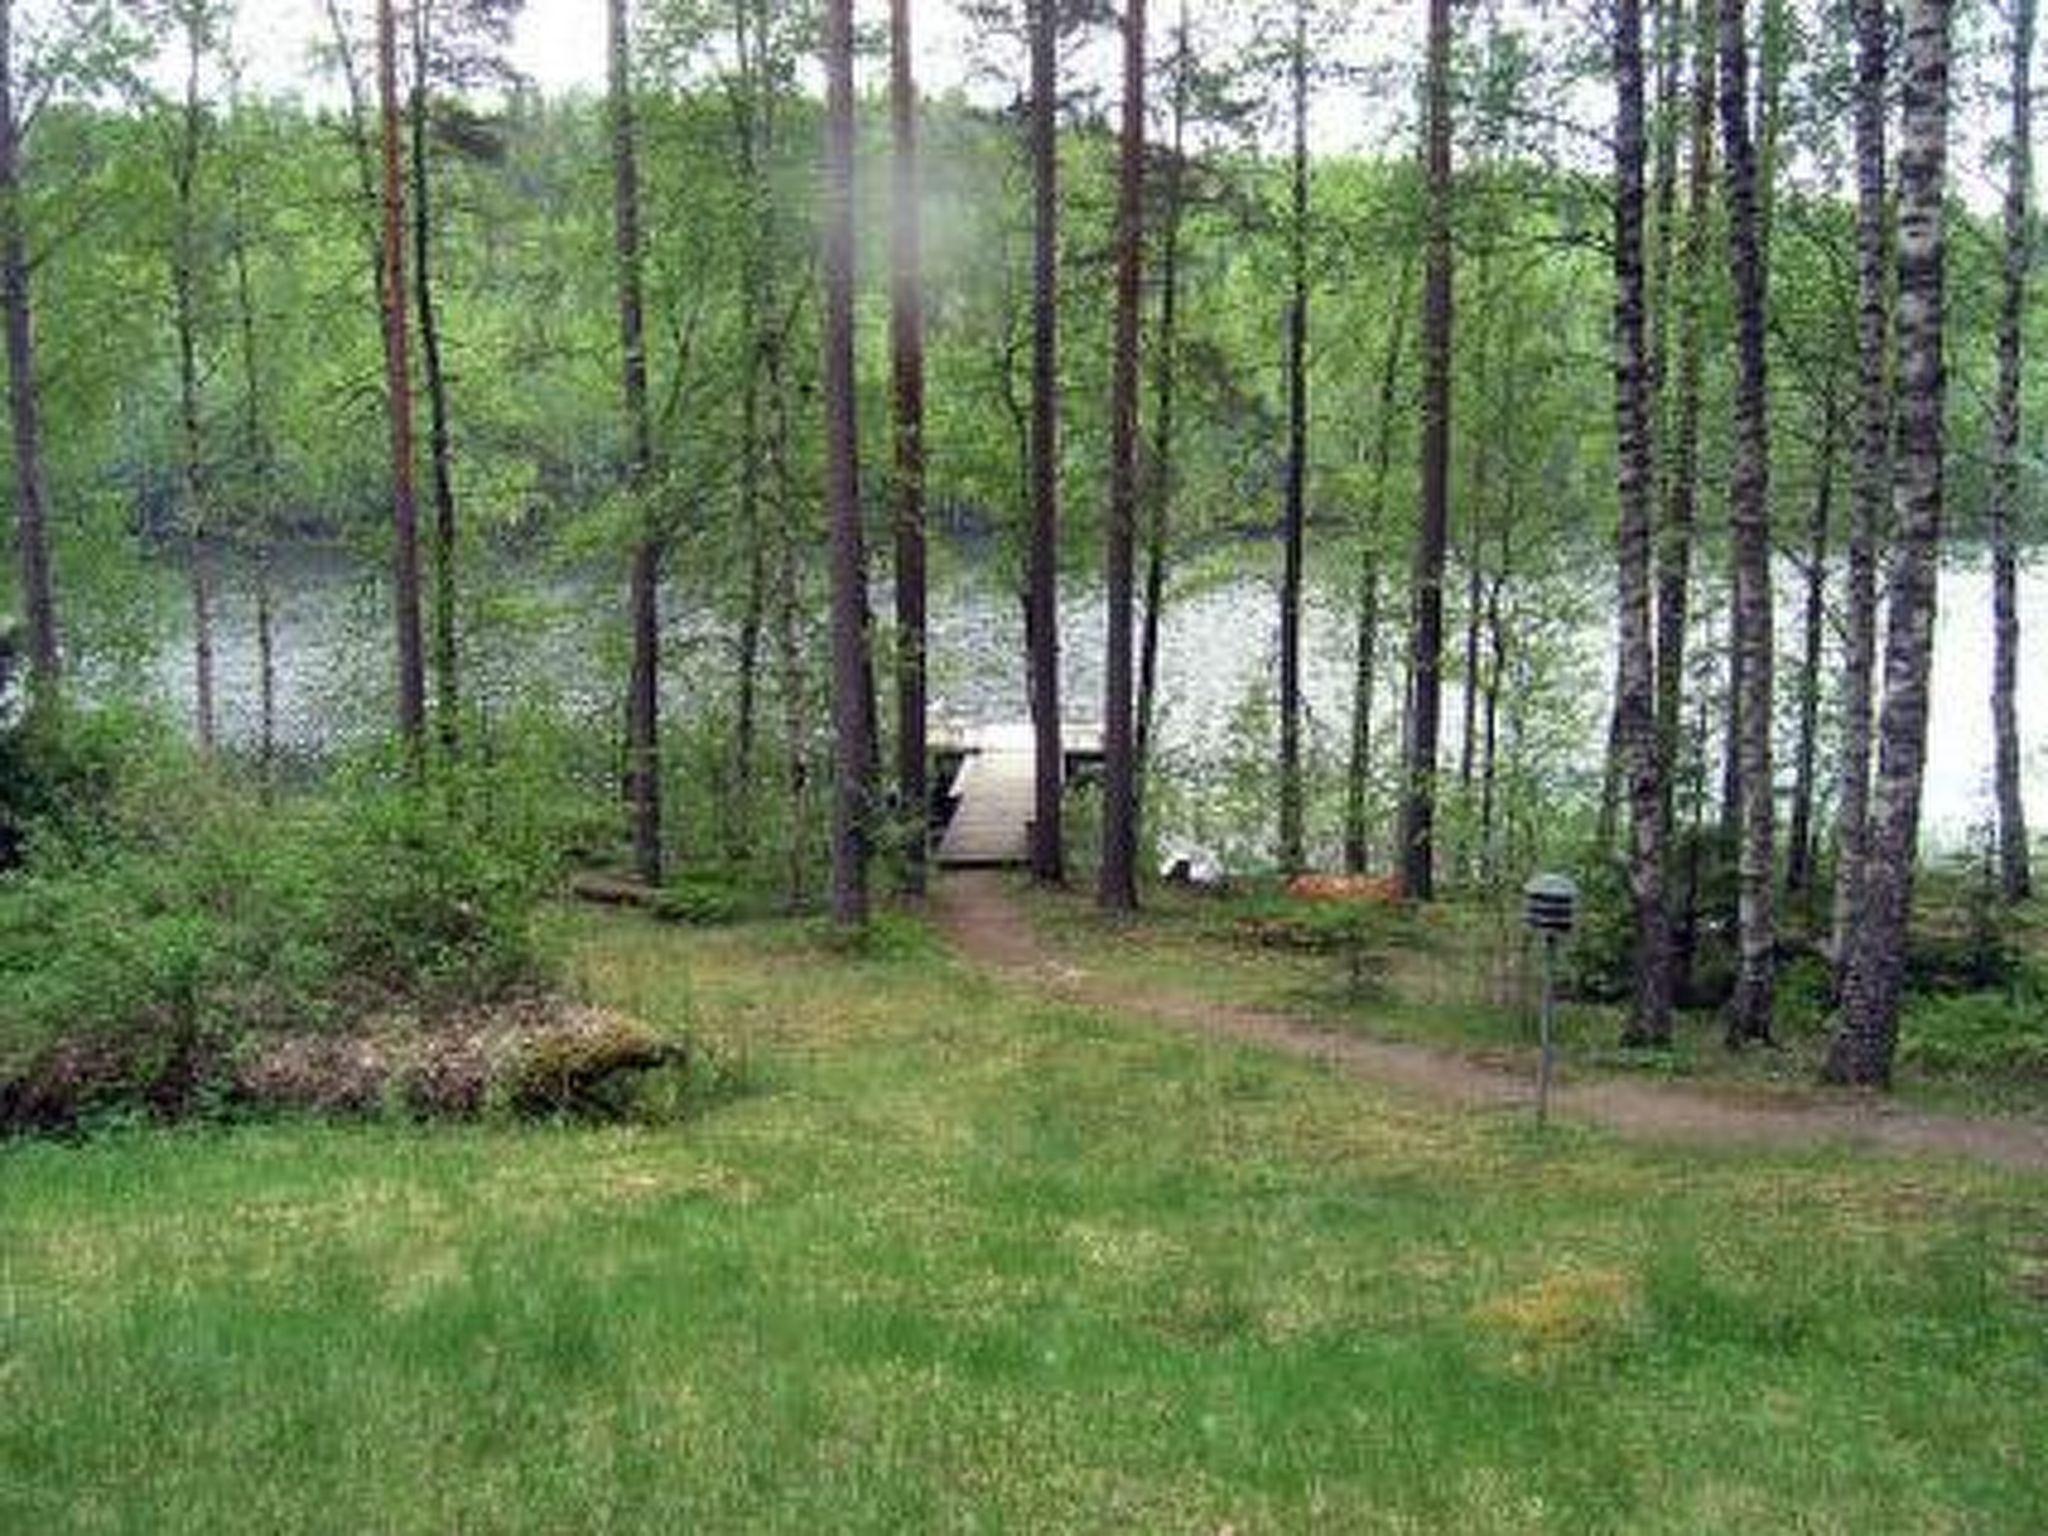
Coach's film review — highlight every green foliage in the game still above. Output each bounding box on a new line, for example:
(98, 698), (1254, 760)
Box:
(1557, 850), (1631, 1004)
(651, 871), (751, 926)
(1899, 969), (2048, 1080)
(1206, 883), (1414, 1001)
(809, 909), (945, 964)
(0, 709), (580, 1130)
(1773, 951), (1836, 1037)
(1905, 851), (2024, 997)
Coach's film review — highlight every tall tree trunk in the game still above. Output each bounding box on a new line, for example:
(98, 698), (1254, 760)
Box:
(1786, 392), (1837, 904)
(1458, 252), (1494, 842)
(235, 253), (276, 789)
(776, 509), (809, 908)
(378, 0), (426, 751)
(1479, 559), (1506, 877)
(1720, 0), (1775, 1046)
(1344, 558), (1381, 873)
(1615, 0), (1675, 1046)
(227, 76), (275, 792)
(1658, 0), (1715, 848)
(1099, 0), (1146, 913)
(727, 0), (771, 863)
(1832, 0), (1890, 969)
(1, 1), (56, 688)
(733, 337), (766, 852)
(610, 0), (661, 886)
(1278, 0), (1309, 875)
(412, 1), (460, 757)
(1827, 0), (1953, 1087)
(172, 14), (215, 755)
(1990, 0), (2034, 902)
(770, 322), (809, 910)
(1648, 0), (1683, 430)
(1137, 0), (1190, 806)
(1345, 268), (1411, 875)
(1400, 0), (1454, 901)
(891, 0), (928, 896)
(823, 0), (871, 928)
(1713, 0), (1787, 845)
(1027, 0), (1064, 884)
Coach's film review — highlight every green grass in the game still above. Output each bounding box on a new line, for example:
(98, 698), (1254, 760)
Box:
(3, 904), (2046, 1531)
(1031, 881), (2048, 1117)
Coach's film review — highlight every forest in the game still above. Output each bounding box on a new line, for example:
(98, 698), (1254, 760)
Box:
(4, 1), (2048, 1527)
(0, 0), (2044, 1102)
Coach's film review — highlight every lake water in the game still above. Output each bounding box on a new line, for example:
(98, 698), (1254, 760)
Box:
(137, 545), (2042, 856)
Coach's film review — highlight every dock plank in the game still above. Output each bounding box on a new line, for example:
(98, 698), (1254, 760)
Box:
(932, 721), (1100, 867)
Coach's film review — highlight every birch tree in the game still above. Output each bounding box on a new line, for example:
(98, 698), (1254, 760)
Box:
(1615, 0), (1674, 1044)
(1719, 0), (1775, 1045)
(1831, 0), (1891, 970)
(1989, 0), (2034, 903)
(1827, 0), (1954, 1087)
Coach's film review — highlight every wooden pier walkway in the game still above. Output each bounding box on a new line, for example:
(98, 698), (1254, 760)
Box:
(932, 721), (1102, 867)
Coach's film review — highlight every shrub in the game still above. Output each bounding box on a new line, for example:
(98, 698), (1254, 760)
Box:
(1209, 885), (1411, 1001)
(0, 714), (585, 1132)
(652, 872), (750, 927)
(1898, 972), (2048, 1080)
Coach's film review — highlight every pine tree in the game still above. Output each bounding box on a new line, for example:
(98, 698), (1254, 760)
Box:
(1099, 0), (1147, 912)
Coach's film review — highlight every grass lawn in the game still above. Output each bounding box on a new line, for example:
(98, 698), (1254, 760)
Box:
(1023, 881), (2048, 1119)
(4, 903), (2046, 1531)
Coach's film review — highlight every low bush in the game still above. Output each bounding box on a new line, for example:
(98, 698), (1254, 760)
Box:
(1207, 885), (1413, 1001)
(651, 871), (752, 926)
(0, 712), (611, 1133)
(1898, 971), (2048, 1080)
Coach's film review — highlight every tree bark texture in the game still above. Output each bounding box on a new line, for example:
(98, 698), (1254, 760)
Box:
(1615, 0), (1675, 1045)
(229, 155), (276, 787)
(412, 0), (461, 757)
(378, 0), (427, 750)
(1400, 0), (1454, 902)
(891, 0), (929, 896)
(1, 0), (57, 687)
(1831, 0), (1891, 967)
(1137, 1), (1190, 810)
(1099, 0), (1146, 913)
(173, 15), (216, 754)
(823, 0), (872, 927)
(1828, 0), (1953, 1087)
(1990, 0), (2034, 902)
(1278, 0), (1309, 876)
(726, 0), (771, 861)
(1786, 395), (1836, 902)
(610, 0), (662, 886)
(1027, 0), (1064, 884)
(1719, 0), (1776, 1045)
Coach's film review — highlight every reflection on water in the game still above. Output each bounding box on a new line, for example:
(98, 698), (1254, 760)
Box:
(146, 546), (2039, 851)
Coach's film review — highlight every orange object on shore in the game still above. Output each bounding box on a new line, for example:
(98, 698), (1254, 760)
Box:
(1284, 872), (1404, 903)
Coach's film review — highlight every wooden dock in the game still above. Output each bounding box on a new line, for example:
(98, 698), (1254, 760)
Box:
(932, 721), (1102, 867)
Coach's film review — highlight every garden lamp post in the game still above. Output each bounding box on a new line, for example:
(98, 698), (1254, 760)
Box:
(1522, 872), (1579, 1128)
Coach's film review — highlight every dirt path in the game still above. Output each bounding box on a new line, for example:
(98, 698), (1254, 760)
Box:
(934, 871), (2048, 1173)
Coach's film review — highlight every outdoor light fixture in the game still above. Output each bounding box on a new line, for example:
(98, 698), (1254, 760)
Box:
(1522, 872), (1579, 1128)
